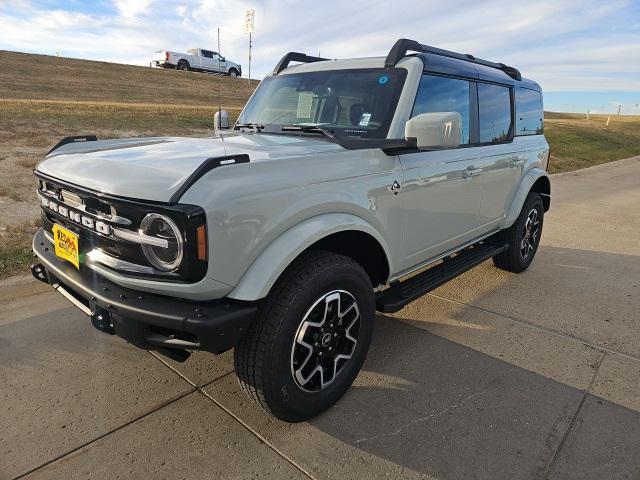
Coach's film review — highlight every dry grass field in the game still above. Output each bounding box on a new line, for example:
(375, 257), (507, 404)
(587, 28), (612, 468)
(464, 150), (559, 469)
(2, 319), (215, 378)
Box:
(0, 49), (639, 278)
(544, 112), (640, 173)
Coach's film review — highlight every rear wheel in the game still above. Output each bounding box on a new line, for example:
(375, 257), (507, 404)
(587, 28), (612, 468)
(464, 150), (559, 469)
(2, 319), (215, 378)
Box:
(234, 251), (375, 422)
(176, 60), (190, 71)
(493, 192), (544, 273)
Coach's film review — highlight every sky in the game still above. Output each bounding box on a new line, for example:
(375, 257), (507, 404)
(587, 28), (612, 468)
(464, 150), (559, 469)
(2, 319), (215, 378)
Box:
(1, 0), (639, 114)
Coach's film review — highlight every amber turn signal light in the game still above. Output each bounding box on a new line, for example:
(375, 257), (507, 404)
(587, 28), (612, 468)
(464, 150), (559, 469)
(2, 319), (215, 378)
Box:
(197, 225), (207, 261)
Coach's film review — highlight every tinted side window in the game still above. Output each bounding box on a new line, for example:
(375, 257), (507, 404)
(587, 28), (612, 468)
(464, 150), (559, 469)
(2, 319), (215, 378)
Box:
(201, 50), (213, 58)
(516, 88), (543, 135)
(478, 83), (512, 143)
(412, 75), (471, 145)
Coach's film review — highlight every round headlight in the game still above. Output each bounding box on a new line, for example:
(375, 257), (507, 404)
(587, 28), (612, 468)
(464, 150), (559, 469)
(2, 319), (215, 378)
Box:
(140, 213), (184, 271)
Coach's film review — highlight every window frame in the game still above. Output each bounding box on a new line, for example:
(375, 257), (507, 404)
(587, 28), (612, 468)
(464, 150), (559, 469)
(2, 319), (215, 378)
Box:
(410, 71), (516, 150)
(410, 72), (475, 146)
(515, 86), (544, 136)
(475, 80), (516, 146)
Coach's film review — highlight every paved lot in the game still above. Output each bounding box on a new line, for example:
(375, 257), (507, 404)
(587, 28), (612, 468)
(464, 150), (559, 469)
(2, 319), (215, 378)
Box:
(1, 156), (639, 480)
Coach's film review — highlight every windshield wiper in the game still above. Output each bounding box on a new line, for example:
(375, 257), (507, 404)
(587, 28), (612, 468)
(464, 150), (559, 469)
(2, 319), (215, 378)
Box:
(234, 122), (264, 132)
(280, 124), (336, 139)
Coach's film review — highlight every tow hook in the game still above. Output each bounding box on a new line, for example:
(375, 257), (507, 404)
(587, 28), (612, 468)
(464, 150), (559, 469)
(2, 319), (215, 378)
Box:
(90, 308), (115, 335)
(30, 263), (49, 284)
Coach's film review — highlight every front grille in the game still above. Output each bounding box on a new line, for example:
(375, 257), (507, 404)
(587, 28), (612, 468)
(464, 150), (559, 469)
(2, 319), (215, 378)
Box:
(36, 173), (208, 282)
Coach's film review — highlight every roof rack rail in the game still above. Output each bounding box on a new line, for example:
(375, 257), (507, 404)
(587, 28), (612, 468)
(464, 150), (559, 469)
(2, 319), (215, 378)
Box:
(273, 52), (328, 75)
(384, 38), (522, 81)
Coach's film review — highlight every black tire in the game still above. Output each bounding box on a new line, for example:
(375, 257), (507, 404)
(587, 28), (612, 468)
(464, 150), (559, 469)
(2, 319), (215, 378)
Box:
(493, 191), (544, 273)
(228, 68), (239, 78)
(176, 60), (190, 71)
(234, 250), (375, 422)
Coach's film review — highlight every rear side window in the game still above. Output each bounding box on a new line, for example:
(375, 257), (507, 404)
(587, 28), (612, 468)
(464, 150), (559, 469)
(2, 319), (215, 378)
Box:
(515, 88), (543, 135)
(412, 75), (471, 145)
(478, 83), (512, 143)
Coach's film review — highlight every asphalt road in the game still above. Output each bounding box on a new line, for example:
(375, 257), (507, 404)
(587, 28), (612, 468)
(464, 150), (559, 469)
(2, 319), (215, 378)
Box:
(1, 156), (639, 480)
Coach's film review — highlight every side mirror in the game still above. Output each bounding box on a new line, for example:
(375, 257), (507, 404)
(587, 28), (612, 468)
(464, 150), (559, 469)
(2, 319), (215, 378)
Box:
(220, 57), (225, 62)
(405, 112), (462, 149)
(214, 109), (230, 131)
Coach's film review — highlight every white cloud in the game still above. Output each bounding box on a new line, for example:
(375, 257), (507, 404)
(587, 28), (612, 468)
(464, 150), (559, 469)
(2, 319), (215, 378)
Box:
(114, 0), (154, 18)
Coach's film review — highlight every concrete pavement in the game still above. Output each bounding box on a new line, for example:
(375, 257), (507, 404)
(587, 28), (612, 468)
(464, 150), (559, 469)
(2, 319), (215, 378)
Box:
(1, 156), (639, 479)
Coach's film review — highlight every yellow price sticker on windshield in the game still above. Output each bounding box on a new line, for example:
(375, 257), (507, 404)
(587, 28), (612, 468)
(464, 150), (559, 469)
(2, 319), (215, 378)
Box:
(52, 224), (80, 269)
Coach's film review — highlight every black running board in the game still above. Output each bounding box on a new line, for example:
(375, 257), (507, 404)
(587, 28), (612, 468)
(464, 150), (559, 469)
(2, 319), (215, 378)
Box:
(376, 235), (508, 313)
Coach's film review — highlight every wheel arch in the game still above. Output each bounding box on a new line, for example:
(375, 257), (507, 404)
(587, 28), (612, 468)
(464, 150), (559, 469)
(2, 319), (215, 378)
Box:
(503, 168), (551, 228)
(531, 175), (551, 211)
(227, 213), (392, 301)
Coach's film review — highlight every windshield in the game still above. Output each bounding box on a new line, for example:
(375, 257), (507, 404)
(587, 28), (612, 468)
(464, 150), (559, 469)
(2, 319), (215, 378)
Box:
(237, 68), (407, 139)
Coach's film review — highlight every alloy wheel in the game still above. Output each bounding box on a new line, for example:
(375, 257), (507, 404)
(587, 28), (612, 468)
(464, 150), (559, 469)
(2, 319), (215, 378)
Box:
(290, 290), (361, 392)
(520, 208), (540, 259)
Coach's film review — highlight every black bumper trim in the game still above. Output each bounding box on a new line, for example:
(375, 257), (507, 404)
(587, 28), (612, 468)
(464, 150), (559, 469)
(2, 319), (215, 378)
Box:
(32, 228), (256, 354)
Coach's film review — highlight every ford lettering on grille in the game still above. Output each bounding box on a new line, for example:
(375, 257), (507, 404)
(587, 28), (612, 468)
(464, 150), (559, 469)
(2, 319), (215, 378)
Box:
(40, 195), (112, 235)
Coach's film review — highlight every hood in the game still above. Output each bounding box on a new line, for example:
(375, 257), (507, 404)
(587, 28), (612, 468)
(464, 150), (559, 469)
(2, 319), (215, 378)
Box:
(36, 133), (344, 202)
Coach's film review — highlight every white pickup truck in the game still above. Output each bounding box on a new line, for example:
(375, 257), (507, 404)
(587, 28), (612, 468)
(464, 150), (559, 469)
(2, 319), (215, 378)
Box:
(152, 48), (242, 77)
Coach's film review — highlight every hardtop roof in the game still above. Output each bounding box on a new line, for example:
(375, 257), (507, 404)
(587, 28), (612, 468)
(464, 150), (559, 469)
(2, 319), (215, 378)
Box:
(279, 55), (541, 91)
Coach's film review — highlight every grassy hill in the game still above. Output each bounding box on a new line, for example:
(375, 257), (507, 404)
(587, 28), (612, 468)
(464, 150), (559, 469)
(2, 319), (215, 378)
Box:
(0, 49), (639, 278)
(0, 50), (256, 105)
(0, 50), (259, 277)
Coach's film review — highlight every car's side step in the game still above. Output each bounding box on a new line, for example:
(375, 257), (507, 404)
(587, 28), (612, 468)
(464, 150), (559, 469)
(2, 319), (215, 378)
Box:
(375, 236), (509, 313)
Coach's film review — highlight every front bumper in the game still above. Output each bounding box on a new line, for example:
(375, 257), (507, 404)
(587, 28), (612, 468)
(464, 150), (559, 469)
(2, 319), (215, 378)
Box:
(32, 228), (256, 357)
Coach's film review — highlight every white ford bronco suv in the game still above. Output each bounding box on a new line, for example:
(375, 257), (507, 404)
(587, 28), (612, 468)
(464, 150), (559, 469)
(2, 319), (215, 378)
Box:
(31, 39), (549, 422)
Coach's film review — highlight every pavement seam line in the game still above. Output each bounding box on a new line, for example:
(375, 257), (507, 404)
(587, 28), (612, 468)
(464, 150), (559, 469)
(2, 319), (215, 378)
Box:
(426, 292), (640, 363)
(146, 350), (236, 385)
(148, 351), (317, 480)
(542, 350), (607, 480)
(201, 369), (235, 388)
(11, 388), (197, 480)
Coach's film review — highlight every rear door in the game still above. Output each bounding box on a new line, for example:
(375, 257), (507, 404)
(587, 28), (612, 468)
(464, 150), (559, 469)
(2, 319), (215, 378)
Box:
(474, 82), (523, 231)
(199, 50), (215, 70)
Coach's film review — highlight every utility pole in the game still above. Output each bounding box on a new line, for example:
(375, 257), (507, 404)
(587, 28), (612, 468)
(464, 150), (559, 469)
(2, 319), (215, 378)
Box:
(245, 9), (255, 83)
(617, 104), (622, 115)
(217, 27), (221, 119)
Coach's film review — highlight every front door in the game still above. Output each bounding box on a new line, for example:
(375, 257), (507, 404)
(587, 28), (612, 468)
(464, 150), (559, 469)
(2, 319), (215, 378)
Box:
(212, 53), (227, 73)
(398, 73), (482, 271)
(399, 149), (483, 270)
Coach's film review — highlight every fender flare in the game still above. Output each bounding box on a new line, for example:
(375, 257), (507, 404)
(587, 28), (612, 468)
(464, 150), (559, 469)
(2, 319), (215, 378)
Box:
(227, 213), (393, 301)
(503, 168), (550, 228)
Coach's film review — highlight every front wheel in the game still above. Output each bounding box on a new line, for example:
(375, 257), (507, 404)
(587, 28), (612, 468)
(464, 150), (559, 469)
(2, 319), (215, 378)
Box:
(234, 251), (375, 422)
(228, 68), (239, 78)
(493, 191), (544, 273)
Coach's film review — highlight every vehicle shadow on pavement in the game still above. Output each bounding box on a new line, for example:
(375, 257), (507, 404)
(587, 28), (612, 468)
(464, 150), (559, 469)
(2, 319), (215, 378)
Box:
(308, 314), (640, 480)
(305, 245), (640, 480)
(2, 248), (639, 479)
